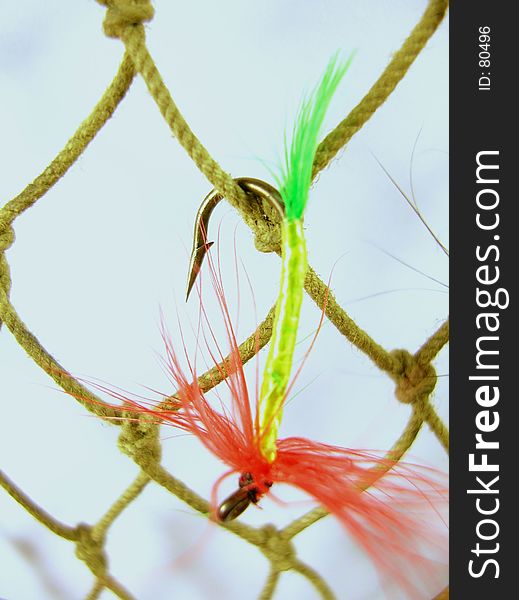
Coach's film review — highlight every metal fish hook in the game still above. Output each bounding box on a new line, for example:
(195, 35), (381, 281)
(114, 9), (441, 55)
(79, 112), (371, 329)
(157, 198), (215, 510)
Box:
(186, 177), (285, 301)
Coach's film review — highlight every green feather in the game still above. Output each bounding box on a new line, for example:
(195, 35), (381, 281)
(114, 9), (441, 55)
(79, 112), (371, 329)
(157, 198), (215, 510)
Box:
(277, 53), (354, 220)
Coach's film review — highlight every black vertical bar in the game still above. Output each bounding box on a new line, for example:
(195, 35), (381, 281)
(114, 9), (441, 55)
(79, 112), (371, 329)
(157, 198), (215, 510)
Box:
(451, 2), (515, 597)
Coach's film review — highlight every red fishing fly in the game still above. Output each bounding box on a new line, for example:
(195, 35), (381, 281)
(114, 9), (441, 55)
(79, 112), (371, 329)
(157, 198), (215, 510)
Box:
(103, 242), (448, 598)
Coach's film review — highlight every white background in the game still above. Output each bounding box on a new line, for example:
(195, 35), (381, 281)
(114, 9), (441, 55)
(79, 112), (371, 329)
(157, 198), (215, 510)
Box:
(0, 2), (448, 599)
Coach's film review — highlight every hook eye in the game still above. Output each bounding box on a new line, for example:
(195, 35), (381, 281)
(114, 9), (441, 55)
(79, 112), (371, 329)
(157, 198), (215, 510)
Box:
(217, 487), (252, 522)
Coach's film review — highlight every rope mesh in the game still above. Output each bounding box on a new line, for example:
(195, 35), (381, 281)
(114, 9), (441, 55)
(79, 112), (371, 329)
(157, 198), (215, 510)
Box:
(0, 1), (449, 598)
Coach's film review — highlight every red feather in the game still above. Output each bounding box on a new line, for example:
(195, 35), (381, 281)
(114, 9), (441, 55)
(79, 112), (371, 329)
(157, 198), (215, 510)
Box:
(100, 246), (448, 597)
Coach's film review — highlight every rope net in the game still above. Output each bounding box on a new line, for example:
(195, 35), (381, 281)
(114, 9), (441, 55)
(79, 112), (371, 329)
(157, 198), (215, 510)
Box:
(1, 1), (449, 598)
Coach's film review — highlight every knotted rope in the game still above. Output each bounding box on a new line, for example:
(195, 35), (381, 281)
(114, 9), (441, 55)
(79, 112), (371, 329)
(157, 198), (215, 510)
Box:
(0, 1), (449, 597)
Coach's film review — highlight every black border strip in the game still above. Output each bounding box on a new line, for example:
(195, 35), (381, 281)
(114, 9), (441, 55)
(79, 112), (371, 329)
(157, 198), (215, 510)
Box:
(450, 3), (515, 596)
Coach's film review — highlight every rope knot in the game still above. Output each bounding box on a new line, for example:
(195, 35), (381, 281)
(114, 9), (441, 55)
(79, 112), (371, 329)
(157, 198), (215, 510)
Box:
(97, 0), (154, 39)
(118, 415), (161, 468)
(75, 523), (108, 576)
(390, 348), (437, 405)
(0, 223), (15, 254)
(247, 199), (283, 254)
(259, 525), (296, 571)
(0, 223), (15, 307)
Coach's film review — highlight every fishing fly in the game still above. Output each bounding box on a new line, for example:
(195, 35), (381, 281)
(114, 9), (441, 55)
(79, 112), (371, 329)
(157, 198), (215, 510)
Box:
(99, 56), (447, 597)
(186, 54), (354, 517)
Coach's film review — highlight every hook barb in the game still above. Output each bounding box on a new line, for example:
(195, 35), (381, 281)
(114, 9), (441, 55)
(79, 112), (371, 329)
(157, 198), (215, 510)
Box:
(185, 177), (284, 301)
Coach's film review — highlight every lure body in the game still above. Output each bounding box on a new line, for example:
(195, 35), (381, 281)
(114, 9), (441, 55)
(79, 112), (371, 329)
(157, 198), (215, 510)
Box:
(258, 219), (307, 461)
(257, 56), (353, 462)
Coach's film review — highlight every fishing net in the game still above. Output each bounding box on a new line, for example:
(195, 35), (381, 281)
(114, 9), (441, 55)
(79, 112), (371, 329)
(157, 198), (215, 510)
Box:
(0, 1), (449, 598)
